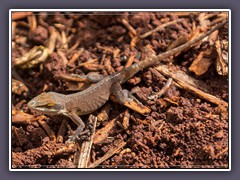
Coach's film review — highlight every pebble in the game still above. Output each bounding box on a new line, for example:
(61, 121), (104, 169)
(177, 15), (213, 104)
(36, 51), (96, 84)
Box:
(215, 130), (223, 139)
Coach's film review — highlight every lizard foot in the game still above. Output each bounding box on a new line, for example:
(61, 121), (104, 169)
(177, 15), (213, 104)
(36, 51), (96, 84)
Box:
(66, 134), (79, 143)
(66, 130), (91, 143)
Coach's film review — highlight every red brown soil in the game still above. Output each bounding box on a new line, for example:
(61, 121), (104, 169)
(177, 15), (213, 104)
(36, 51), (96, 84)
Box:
(12, 12), (229, 169)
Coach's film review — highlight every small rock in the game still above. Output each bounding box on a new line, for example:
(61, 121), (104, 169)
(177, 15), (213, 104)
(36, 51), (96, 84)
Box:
(208, 145), (215, 158)
(215, 130), (223, 139)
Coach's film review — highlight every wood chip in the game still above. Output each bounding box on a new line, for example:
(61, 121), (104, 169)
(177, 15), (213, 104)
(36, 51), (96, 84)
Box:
(88, 140), (126, 168)
(12, 79), (29, 95)
(93, 117), (117, 144)
(122, 109), (130, 130)
(97, 103), (111, 122)
(189, 50), (213, 76)
(12, 110), (37, 124)
(215, 39), (228, 75)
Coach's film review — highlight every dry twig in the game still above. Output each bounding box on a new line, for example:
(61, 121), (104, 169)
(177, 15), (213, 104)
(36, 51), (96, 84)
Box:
(12, 12), (33, 20)
(155, 65), (228, 107)
(89, 140), (126, 168)
(148, 78), (173, 101)
(38, 119), (56, 141)
(77, 115), (97, 168)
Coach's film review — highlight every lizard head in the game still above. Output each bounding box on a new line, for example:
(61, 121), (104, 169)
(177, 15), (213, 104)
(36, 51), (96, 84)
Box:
(28, 92), (66, 115)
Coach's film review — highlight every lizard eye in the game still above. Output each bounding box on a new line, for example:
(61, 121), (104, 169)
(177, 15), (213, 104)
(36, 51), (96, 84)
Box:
(47, 103), (55, 107)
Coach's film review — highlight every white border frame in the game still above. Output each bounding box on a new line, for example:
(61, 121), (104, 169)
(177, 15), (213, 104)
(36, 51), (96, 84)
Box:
(9, 9), (231, 171)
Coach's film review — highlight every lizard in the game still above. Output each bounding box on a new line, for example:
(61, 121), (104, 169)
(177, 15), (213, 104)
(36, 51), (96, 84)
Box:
(27, 20), (227, 142)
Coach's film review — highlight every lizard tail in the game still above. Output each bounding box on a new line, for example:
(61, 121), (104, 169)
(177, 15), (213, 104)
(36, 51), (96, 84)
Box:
(154, 19), (228, 62)
(118, 19), (228, 84)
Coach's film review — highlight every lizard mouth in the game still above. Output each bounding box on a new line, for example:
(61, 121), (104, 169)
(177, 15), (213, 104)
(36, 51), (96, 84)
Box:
(27, 100), (59, 114)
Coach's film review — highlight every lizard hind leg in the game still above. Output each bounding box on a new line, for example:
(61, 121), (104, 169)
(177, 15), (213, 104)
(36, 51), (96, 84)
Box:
(86, 72), (104, 83)
(111, 82), (143, 105)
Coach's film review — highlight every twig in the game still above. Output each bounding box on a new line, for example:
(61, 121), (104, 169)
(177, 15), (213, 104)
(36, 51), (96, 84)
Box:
(140, 19), (184, 39)
(104, 57), (115, 74)
(155, 65), (228, 107)
(68, 41), (80, 52)
(61, 31), (68, 49)
(125, 55), (135, 68)
(38, 119), (56, 141)
(47, 27), (58, 54)
(135, 139), (149, 151)
(12, 21), (17, 39)
(131, 116), (149, 125)
(163, 97), (179, 106)
(121, 19), (137, 36)
(16, 21), (30, 28)
(122, 18), (185, 49)
(171, 12), (200, 17)
(97, 45), (120, 58)
(211, 16), (228, 26)
(14, 46), (49, 69)
(148, 78), (173, 100)
(27, 14), (37, 33)
(53, 143), (75, 156)
(12, 126), (22, 146)
(12, 12), (33, 21)
(68, 48), (84, 65)
(57, 50), (68, 68)
(149, 67), (168, 82)
(88, 140), (126, 168)
(74, 59), (102, 71)
(155, 65), (211, 93)
(77, 115), (97, 168)
(119, 148), (132, 156)
(214, 147), (228, 158)
(57, 119), (67, 143)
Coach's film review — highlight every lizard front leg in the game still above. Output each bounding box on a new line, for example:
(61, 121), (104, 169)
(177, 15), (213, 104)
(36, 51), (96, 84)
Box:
(65, 112), (85, 142)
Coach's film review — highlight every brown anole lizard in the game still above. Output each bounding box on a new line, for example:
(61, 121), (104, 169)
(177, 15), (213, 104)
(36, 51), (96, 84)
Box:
(28, 20), (227, 142)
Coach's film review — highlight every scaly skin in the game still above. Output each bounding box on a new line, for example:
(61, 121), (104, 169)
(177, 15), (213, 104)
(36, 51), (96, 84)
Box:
(28, 20), (227, 142)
